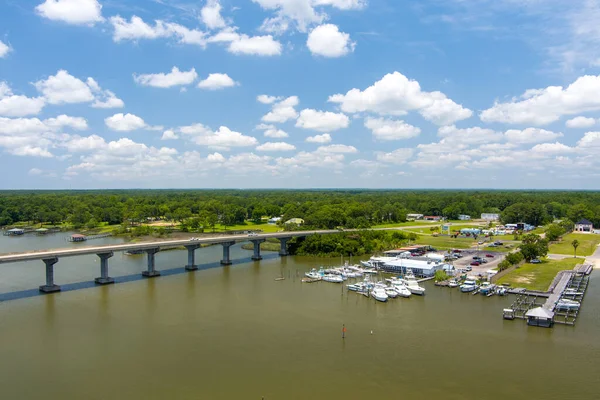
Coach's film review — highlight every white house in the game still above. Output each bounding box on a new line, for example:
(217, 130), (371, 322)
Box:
(458, 214), (471, 220)
(574, 219), (593, 233)
(481, 213), (500, 221)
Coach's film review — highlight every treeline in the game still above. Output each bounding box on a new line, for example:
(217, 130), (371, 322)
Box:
(0, 190), (600, 229)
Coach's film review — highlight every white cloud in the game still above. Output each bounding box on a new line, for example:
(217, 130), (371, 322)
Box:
(307, 24), (355, 57)
(364, 117), (421, 140)
(105, 113), (147, 131)
(316, 144), (357, 153)
(437, 125), (502, 145)
(44, 114), (88, 130)
(227, 34), (282, 56)
(257, 94), (281, 104)
(35, 70), (94, 104)
(10, 146), (53, 157)
(566, 116), (597, 128)
(134, 67), (198, 88)
(0, 83), (46, 117)
(376, 148), (414, 165)
(256, 124), (289, 138)
(62, 134), (106, 152)
(296, 109), (349, 132)
(161, 130), (178, 140)
(207, 152), (226, 162)
(191, 126), (258, 149)
(0, 40), (11, 58)
(201, 0), (227, 29)
(256, 141), (296, 151)
(197, 73), (238, 90)
(530, 142), (575, 154)
(577, 131), (600, 148)
(86, 78), (124, 109)
(252, 0), (365, 33)
(36, 0), (103, 25)
(275, 151), (345, 170)
(306, 133), (332, 143)
(110, 16), (206, 46)
(262, 96), (299, 123)
(480, 75), (600, 125)
(504, 128), (563, 144)
(329, 71), (472, 125)
(28, 168), (43, 176)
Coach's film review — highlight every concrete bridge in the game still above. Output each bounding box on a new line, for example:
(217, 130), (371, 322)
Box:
(0, 230), (342, 293)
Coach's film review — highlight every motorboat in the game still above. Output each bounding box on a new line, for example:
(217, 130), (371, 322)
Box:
(555, 299), (580, 311)
(305, 269), (321, 280)
(322, 274), (344, 283)
(448, 279), (459, 288)
(390, 283), (411, 298)
(479, 282), (496, 295)
(360, 260), (372, 268)
(460, 280), (479, 293)
(404, 272), (426, 295)
(370, 287), (388, 302)
(383, 286), (398, 298)
(496, 287), (507, 296)
(563, 288), (584, 296)
(347, 281), (372, 292)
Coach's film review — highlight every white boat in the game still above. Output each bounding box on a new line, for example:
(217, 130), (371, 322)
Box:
(370, 287), (388, 302)
(391, 283), (412, 298)
(384, 286), (398, 298)
(360, 260), (371, 268)
(404, 272), (426, 295)
(555, 299), (580, 311)
(347, 281), (372, 292)
(304, 269), (321, 280)
(460, 280), (479, 293)
(563, 288), (584, 296)
(322, 274), (344, 283)
(496, 287), (507, 296)
(448, 279), (459, 288)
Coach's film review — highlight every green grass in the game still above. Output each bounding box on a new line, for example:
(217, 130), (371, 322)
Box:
(548, 233), (600, 256)
(496, 258), (581, 291)
(210, 222), (282, 233)
(411, 236), (477, 250)
(372, 221), (438, 228)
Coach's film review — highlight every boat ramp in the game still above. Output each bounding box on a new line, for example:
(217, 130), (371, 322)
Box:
(502, 264), (593, 328)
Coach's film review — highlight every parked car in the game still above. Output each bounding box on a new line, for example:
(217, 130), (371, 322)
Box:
(248, 232), (258, 237)
(480, 259), (488, 263)
(473, 256), (482, 260)
(470, 261), (480, 266)
(530, 259), (542, 264)
(485, 254), (494, 258)
(494, 241), (502, 245)
(465, 266), (473, 271)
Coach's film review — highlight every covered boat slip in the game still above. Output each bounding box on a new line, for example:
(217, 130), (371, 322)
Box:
(502, 264), (592, 328)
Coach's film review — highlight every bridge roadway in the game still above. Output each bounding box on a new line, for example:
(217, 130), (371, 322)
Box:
(0, 230), (339, 264)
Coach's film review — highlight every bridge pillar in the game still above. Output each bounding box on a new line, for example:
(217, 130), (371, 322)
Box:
(279, 237), (290, 256)
(185, 244), (200, 271)
(39, 257), (61, 293)
(95, 252), (115, 285)
(220, 242), (235, 265)
(142, 248), (161, 278)
(251, 239), (266, 261)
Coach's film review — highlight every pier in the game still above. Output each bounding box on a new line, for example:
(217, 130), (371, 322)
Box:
(503, 264), (593, 327)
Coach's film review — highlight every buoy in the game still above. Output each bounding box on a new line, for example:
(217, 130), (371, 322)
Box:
(370, 330), (373, 334)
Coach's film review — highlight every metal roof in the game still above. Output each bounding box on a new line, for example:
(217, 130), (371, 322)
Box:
(525, 307), (554, 319)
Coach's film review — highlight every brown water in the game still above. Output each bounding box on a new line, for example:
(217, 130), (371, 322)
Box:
(0, 233), (599, 399)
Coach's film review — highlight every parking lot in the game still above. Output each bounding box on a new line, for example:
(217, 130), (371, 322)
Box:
(447, 249), (506, 276)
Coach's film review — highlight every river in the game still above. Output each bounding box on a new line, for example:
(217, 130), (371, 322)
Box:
(0, 232), (598, 399)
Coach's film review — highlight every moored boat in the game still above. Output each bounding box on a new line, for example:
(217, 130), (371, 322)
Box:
(555, 299), (580, 311)
(448, 279), (459, 288)
(460, 280), (479, 293)
(370, 287), (388, 302)
(404, 272), (426, 295)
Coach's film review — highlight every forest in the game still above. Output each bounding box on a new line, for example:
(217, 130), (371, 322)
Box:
(1, 189), (600, 230)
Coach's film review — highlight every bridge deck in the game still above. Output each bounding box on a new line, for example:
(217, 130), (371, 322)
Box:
(0, 230), (341, 264)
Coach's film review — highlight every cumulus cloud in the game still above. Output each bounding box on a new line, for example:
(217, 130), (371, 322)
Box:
(62, 134), (106, 152)
(316, 144), (357, 153)
(0, 40), (11, 58)
(0, 82), (46, 117)
(480, 75), (600, 125)
(256, 124), (289, 138)
(226, 34), (282, 56)
(307, 24), (355, 57)
(197, 73), (238, 90)
(134, 67), (198, 88)
(365, 117), (421, 140)
(256, 141), (296, 151)
(296, 109), (349, 132)
(161, 130), (178, 140)
(530, 142), (575, 154)
(577, 131), (600, 148)
(253, 0), (365, 33)
(105, 113), (147, 131)
(437, 125), (502, 145)
(306, 133), (332, 143)
(329, 71), (472, 125)
(201, 0), (227, 30)
(566, 116), (597, 128)
(36, 0), (103, 25)
(504, 128), (563, 144)
(262, 96), (299, 123)
(257, 94), (281, 104)
(376, 148), (414, 165)
(86, 78), (124, 109)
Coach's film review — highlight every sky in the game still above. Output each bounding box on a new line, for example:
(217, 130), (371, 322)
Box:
(1, 0), (600, 190)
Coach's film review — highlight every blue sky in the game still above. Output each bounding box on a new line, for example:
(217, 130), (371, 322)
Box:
(1, 0), (600, 189)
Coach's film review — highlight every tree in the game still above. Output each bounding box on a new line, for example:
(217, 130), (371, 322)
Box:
(572, 239), (580, 258)
(545, 224), (565, 242)
(519, 234), (548, 261)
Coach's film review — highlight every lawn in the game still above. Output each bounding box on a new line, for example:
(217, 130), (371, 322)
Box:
(548, 233), (600, 256)
(496, 258), (581, 291)
(411, 235), (477, 250)
(210, 222), (282, 233)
